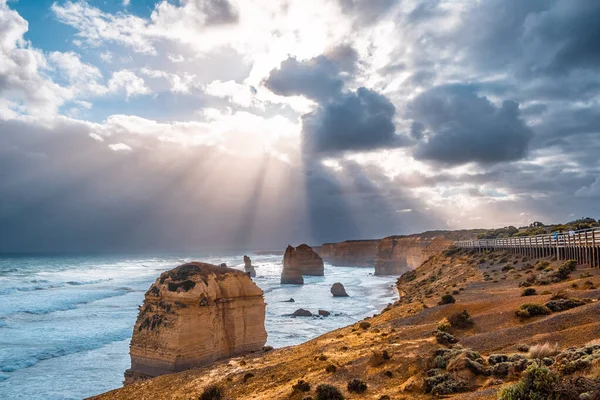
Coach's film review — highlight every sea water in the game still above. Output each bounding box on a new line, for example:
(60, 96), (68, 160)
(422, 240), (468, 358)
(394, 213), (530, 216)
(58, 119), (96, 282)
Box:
(0, 254), (397, 399)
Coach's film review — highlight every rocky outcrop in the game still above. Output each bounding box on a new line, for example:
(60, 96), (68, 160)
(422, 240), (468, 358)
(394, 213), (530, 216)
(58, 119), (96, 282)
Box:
(243, 255), (256, 277)
(280, 244), (324, 284)
(319, 240), (379, 267)
(292, 309), (312, 317)
(124, 262), (267, 384)
(374, 232), (459, 276)
(331, 282), (349, 297)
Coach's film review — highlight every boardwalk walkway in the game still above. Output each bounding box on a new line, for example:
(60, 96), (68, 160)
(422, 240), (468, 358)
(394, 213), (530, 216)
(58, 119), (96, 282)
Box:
(456, 228), (600, 267)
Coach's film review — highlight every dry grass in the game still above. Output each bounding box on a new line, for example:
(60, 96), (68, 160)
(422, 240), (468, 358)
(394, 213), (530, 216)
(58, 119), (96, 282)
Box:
(528, 343), (560, 360)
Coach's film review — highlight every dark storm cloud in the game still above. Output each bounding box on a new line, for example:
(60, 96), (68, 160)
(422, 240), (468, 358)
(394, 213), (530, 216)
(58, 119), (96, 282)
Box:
(302, 87), (409, 154)
(0, 118), (306, 253)
(338, 0), (397, 26)
(264, 46), (357, 102)
(409, 85), (533, 165)
(200, 0), (239, 25)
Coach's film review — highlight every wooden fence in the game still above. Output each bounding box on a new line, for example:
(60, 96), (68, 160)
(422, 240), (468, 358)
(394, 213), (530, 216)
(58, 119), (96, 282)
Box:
(455, 228), (600, 267)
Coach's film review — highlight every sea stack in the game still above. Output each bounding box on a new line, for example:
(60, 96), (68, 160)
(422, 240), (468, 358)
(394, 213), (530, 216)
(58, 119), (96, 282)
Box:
(243, 255), (256, 277)
(281, 245), (304, 284)
(331, 282), (349, 297)
(294, 244), (325, 276)
(124, 262), (267, 384)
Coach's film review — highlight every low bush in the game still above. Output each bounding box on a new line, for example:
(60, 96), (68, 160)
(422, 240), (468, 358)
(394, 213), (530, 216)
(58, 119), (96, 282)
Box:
(444, 246), (461, 257)
(243, 372), (255, 382)
(359, 321), (371, 330)
(439, 294), (456, 305)
(325, 364), (337, 373)
(315, 384), (344, 400)
(199, 385), (224, 400)
(515, 303), (552, 318)
(447, 310), (474, 329)
(347, 379), (367, 393)
(498, 364), (557, 400)
(517, 344), (530, 353)
(435, 330), (458, 345)
(521, 288), (537, 296)
(536, 260), (550, 270)
(545, 298), (585, 312)
(292, 380), (311, 392)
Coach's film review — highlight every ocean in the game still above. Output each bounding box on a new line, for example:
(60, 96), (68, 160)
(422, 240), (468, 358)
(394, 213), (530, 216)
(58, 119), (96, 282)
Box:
(0, 253), (398, 399)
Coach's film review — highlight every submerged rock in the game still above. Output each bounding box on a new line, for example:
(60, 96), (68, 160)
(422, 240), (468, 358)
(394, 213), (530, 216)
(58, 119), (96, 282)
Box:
(243, 255), (256, 277)
(331, 282), (349, 297)
(124, 262), (267, 385)
(318, 309), (330, 317)
(283, 298), (295, 303)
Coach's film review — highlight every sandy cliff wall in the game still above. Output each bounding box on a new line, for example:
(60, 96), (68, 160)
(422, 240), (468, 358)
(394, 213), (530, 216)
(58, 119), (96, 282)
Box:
(319, 240), (379, 267)
(374, 234), (456, 276)
(125, 262), (267, 384)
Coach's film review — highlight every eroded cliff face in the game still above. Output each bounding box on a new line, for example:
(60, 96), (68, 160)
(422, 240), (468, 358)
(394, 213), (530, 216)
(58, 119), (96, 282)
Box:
(280, 244), (324, 284)
(125, 262), (267, 384)
(319, 240), (379, 267)
(374, 234), (455, 276)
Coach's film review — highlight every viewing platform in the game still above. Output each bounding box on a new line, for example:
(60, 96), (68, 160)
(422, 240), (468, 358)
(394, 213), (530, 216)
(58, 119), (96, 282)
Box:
(456, 228), (600, 267)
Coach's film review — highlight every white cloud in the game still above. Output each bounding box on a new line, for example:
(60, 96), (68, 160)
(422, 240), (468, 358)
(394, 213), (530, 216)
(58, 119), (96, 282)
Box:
(108, 142), (132, 151)
(123, 0), (131, 7)
(107, 70), (151, 97)
(100, 51), (113, 63)
(48, 51), (106, 95)
(0, 1), (71, 116)
(140, 67), (196, 93)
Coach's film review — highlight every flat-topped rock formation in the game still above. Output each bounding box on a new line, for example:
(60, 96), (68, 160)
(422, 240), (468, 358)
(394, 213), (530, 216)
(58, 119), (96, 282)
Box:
(243, 255), (256, 277)
(124, 262), (267, 384)
(319, 239), (379, 267)
(280, 244), (324, 284)
(374, 231), (473, 276)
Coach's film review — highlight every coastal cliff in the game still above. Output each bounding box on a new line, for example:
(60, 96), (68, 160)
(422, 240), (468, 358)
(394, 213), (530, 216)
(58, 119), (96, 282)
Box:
(374, 233), (457, 276)
(319, 239), (379, 267)
(124, 262), (267, 384)
(280, 244), (324, 284)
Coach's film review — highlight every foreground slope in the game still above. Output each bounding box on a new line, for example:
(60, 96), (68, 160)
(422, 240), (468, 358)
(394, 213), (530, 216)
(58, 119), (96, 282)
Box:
(94, 249), (600, 399)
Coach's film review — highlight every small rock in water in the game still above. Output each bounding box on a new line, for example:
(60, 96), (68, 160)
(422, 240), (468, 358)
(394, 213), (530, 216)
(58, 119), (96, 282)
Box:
(292, 308), (313, 317)
(331, 282), (349, 297)
(283, 298), (295, 303)
(318, 309), (330, 317)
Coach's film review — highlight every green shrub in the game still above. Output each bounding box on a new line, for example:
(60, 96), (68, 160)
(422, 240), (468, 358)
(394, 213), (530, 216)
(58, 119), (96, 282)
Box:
(516, 303), (552, 318)
(315, 384), (344, 400)
(435, 330), (458, 345)
(536, 260), (550, 271)
(497, 364), (557, 400)
(545, 298), (585, 312)
(444, 246), (461, 257)
(199, 385), (224, 400)
(521, 288), (537, 296)
(439, 294), (456, 305)
(359, 321), (371, 330)
(347, 379), (367, 393)
(448, 310), (474, 329)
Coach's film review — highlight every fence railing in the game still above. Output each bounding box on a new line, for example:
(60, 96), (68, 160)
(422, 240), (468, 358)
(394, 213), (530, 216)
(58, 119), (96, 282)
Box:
(455, 228), (600, 267)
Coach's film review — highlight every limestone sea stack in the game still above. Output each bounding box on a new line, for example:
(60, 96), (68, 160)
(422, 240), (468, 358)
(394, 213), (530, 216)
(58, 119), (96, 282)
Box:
(243, 255), (256, 277)
(124, 262), (267, 384)
(280, 244), (325, 284)
(281, 245), (304, 284)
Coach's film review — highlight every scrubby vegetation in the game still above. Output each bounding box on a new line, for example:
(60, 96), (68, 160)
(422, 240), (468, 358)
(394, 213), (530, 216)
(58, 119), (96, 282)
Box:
(498, 364), (557, 400)
(439, 294), (456, 305)
(516, 303), (552, 318)
(347, 379), (367, 393)
(292, 380), (311, 393)
(521, 288), (537, 296)
(199, 385), (224, 400)
(315, 384), (344, 400)
(447, 310), (474, 329)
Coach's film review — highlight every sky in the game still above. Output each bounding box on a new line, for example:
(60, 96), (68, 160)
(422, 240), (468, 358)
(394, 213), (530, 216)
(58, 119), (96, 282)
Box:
(0, 0), (599, 253)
